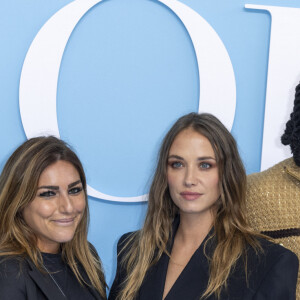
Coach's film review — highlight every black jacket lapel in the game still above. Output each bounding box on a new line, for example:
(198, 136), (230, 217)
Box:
(138, 251), (169, 300)
(27, 259), (67, 300)
(138, 218), (180, 300)
(136, 217), (215, 300)
(165, 242), (211, 300)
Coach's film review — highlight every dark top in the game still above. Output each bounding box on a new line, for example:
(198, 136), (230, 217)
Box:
(0, 245), (105, 300)
(109, 220), (299, 300)
(42, 252), (95, 300)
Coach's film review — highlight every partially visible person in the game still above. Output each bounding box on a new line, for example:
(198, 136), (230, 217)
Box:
(246, 82), (300, 299)
(109, 112), (298, 300)
(0, 136), (107, 300)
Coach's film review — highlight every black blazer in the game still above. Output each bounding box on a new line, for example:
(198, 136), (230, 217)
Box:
(0, 254), (105, 300)
(109, 229), (299, 300)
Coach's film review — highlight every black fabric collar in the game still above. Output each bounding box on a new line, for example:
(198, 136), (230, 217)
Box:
(26, 257), (103, 300)
(26, 258), (67, 300)
(138, 215), (215, 300)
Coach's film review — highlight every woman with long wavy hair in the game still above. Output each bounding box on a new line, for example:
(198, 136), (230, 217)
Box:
(109, 112), (298, 300)
(0, 136), (107, 300)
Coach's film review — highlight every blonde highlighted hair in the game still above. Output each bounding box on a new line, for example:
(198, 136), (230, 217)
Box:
(117, 113), (262, 300)
(0, 136), (106, 299)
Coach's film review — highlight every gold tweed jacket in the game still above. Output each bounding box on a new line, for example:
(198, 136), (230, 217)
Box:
(246, 157), (300, 299)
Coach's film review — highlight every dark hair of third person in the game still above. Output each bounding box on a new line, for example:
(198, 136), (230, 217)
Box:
(281, 82), (300, 166)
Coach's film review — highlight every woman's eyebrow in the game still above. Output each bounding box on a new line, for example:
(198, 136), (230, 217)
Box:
(37, 185), (59, 190)
(197, 156), (216, 161)
(168, 155), (216, 161)
(37, 180), (81, 190)
(68, 180), (81, 188)
(168, 155), (184, 160)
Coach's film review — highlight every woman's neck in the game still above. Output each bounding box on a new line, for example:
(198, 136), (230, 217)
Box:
(176, 212), (214, 246)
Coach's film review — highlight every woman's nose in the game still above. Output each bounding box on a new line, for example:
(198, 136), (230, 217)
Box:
(58, 193), (73, 213)
(184, 167), (198, 186)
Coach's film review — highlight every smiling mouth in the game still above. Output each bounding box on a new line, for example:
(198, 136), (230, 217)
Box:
(52, 218), (76, 225)
(180, 192), (202, 201)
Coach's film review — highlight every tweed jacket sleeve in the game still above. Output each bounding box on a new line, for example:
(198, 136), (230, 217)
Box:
(246, 158), (300, 299)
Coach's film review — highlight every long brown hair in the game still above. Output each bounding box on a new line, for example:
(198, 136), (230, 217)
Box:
(0, 136), (107, 299)
(118, 113), (262, 299)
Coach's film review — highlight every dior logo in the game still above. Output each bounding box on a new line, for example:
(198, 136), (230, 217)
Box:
(19, 0), (235, 202)
(18, 0), (300, 201)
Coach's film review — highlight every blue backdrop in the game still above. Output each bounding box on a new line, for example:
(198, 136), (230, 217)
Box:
(1, 0), (299, 286)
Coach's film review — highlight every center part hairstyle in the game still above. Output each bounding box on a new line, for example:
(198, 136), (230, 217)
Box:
(0, 136), (106, 298)
(118, 113), (261, 300)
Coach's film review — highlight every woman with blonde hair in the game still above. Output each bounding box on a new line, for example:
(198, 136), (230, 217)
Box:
(109, 112), (298, 300)
(0, 136), (106, 299)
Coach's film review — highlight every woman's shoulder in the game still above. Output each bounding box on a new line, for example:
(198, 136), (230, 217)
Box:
(226, 238), (298, 299)
(88, 242), (100, 259)
(0, 256), (27, 295)
(116, 231), (138, 254)
(0, 255), (27, 273)
(247, 237), (298, 277)
(257, 237), (298, 259)
(242, 238), (299, 298)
